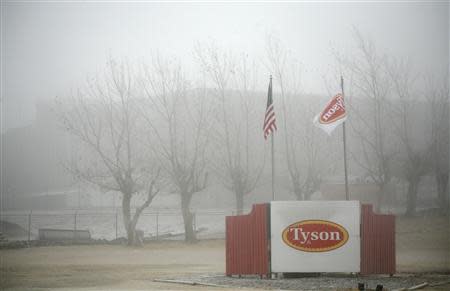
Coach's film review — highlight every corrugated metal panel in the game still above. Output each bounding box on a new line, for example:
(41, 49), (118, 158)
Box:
(225, 204), (270, 277)
(361, 204), (396, 275)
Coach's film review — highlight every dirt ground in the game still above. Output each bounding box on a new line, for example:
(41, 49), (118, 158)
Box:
(396, 215), (449, 272)
(0, 215), (449, 291)
(0, 240), (233, 290)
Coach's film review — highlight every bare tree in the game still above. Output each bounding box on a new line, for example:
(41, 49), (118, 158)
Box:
(336, 30), (395, 210)
(195, 42), (264, 214)
(59, 59), (161, 246)
(140, 55), (210, 242)
(265, 35), (334, 200)
(388, 60), (430, 216)
(425, 74), (449, 215)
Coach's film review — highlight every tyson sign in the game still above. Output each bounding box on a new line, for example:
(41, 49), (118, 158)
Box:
(271, 201), (360, 273)
(282, 220), (349, 252)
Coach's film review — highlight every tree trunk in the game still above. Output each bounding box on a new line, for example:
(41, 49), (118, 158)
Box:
(375, 194), (382, 213)
(303, 179), (316, 201)
(122, 193), (136, 246)
(406, 178), (419, 216)
(304, 191), (312, 201)
(374, 185), (384, 213)
(293, 183), (303, 201)
(436, 173), (449, 215)
(181, 192), (196, 243)
(235, 189), (244, 215)
(375, 179), (391, 213)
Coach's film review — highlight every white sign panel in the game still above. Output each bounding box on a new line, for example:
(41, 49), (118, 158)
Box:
(270, 201), (360, 273)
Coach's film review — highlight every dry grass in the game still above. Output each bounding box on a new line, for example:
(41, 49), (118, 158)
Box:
(1, 240), (226, 290)
(396, 214), (450, 272)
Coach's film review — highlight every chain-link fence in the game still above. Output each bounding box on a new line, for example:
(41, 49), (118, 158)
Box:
(0, 208), (237, 242)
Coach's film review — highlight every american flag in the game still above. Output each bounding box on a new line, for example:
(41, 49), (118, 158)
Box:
(263, 76), (277, 139)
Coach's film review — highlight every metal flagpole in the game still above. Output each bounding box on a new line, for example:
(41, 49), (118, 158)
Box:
(270, 75), (275, 201)
(341, 76), (350, 201)
(271, 128), (275, 201)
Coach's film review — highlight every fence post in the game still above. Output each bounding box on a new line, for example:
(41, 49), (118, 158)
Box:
(193, 212), (196, 233)
(28, 210), (32, 242)
(74, 211), (77, 241)
(156, 212), (159, 240)
(115, 209), (118, 240)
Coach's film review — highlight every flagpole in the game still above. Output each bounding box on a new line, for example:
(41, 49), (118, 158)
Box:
(271, 130), (275, 201)
(341, 76), (350, 201)
(270, 75), (275, 201)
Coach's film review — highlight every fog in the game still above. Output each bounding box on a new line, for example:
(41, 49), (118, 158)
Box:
(0, 0), (449, 267)
(3, 2), (447, 129)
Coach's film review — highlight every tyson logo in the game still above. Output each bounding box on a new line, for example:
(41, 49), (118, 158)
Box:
(318, 93), (346, 124)
(282, 220), (349, 252)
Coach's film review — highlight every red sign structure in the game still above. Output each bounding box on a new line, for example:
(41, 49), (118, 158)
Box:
(282, 220), (349, 252)
(225, 203), (396, 277)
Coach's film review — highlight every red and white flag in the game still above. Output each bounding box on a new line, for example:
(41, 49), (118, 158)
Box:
(313, 93), (347, 135)
(263, 77), (277, 139)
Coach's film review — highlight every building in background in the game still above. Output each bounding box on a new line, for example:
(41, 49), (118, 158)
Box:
(1, 100), (76, 210)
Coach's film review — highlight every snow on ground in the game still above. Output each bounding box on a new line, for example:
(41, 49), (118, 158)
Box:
(0, 208), (233, 241)
(1, 183), (447, 242)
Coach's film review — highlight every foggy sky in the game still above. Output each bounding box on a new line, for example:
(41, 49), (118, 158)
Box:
(1, 1), (448, 131)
